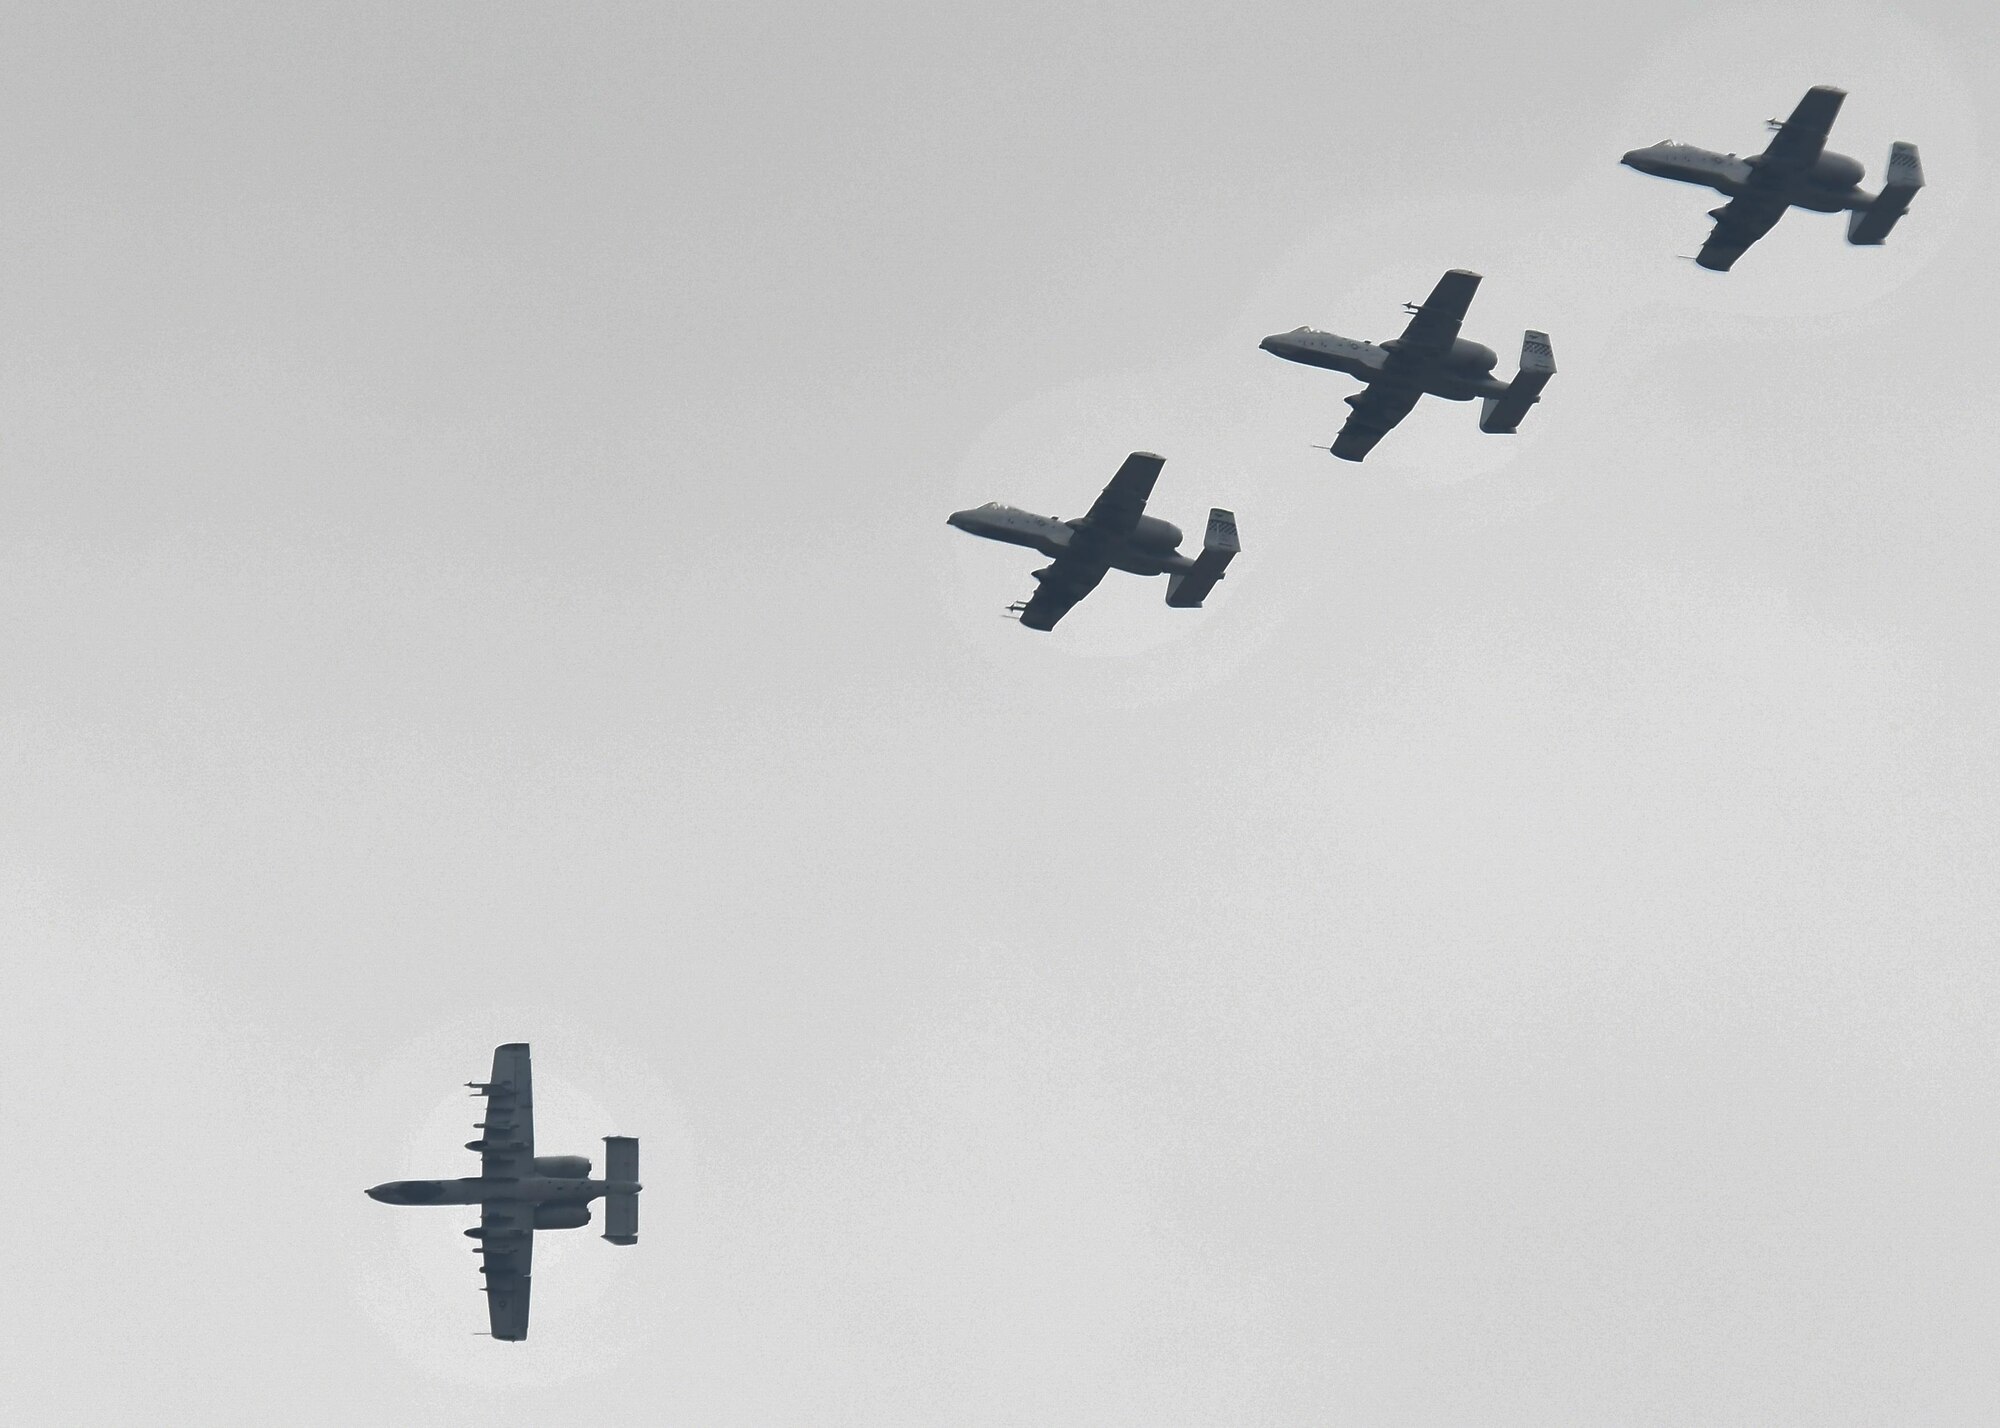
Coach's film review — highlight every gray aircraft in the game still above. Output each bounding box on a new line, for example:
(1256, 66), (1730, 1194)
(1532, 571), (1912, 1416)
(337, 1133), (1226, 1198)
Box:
(1260, 269), (1554, 462)
(366, 1043), (640, 1341)
(947, 452), (1238, 631)
(1621, 85), (1924, 271)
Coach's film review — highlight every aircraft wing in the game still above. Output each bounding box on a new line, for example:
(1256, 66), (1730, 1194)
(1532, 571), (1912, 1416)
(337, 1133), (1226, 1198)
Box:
(474, 1043), (535, 1180)
(1015, 557), (1109, 631)
(1695, 194), (1789, 271)
(1757, 85), (1845, 172)
(1075, 452), (1165, 538)
(1329, 382), (1423, 461)
(478, 1200), (535, 1341)
(1389, 269), (1482, 361)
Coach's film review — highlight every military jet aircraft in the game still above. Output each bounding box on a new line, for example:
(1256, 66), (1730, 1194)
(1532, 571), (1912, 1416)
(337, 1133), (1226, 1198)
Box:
(1260, 269), (1554, 462)
(947, 452), (1237, 631)
(1621, 85), (1924, 271)
(366, 1043), (640, 1341)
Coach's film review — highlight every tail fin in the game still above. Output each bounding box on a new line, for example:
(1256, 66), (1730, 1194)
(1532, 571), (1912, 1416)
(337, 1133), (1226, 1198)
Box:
(1847, 142), (1923, 245)
(1164, 509), (1239, 608)
(1479, 331), (1555, 434)
(601, 1136), (639, 1245)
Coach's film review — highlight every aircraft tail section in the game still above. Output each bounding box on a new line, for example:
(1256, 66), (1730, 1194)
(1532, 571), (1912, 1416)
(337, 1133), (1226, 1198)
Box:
(1848, 142), (1923, 245)
(1479, 330), (1555, 434)
(601, 1136), (639, 1245)
(1165, 509), (1238, 608)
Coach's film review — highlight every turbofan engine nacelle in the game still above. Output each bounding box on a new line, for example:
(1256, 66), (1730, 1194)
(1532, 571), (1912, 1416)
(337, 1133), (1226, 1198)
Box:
(533, 1155), (591, 1178)
(533, 1203), (592, 1230)
(1447, 338), (1498, 372)
(1809, 151), (1865, 188)
(1129, 515), (1184, 552)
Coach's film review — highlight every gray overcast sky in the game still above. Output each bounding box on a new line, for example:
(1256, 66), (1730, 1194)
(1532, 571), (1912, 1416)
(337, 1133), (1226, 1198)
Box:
(3, 1), (1996, 1423)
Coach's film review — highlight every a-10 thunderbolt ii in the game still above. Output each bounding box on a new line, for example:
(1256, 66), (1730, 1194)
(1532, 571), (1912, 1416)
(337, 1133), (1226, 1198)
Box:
(1260, 269), (1554, 462)
(1621, 85), (1924, 271)
(947, 452), (1237, 630)
(366, 1043), (640, 1341)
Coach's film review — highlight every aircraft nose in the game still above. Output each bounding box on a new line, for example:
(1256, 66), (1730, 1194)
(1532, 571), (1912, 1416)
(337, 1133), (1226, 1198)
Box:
(946, 509), (973, 530)
(365, 1183), (396, 1203)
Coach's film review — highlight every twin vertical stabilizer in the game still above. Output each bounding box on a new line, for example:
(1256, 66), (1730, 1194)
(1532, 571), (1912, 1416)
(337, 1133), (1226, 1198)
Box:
(1848, 142), (1924, 245)
(1165, 509), (1239, 608)
(601, 1136), (640, 1245)
(1478, 331), (1556, 434)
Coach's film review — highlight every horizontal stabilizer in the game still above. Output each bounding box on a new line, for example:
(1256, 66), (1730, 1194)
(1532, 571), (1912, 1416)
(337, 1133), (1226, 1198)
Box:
(1478, 331), (1555, 434)
(1164, 509), (1238, 608)
(602, 1136), (639, 1245)
(1848, 142), (1923, 245)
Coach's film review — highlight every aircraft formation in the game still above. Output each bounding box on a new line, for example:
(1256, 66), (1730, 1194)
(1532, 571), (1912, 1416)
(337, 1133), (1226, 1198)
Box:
(949, 85), (1925, 630)
(368, 86), (1925, 1347)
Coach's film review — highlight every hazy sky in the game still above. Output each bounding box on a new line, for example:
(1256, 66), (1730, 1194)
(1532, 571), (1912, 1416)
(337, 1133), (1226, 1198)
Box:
(4, 2), (1996, 1423)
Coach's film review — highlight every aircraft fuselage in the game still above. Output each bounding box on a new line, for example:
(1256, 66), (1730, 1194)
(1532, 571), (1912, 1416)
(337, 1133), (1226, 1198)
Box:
(366, 1176), (638, 1205)
(946, 504), (1199, 578)
(1257, 329), (1513, 403)
(1619, 143), (1877, 213)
